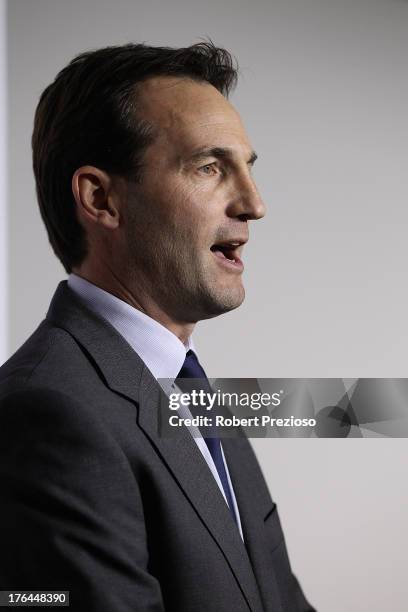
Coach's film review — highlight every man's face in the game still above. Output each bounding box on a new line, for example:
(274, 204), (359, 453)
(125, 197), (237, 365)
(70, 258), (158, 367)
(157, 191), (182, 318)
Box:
(121, 76), (265, 323)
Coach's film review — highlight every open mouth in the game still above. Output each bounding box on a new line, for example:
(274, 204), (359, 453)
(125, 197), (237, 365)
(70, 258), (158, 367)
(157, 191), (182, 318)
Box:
(210, 239), (247, 269)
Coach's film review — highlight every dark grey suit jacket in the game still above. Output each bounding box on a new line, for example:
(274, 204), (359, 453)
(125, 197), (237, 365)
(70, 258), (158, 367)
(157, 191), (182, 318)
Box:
(0, 282), (315, 611)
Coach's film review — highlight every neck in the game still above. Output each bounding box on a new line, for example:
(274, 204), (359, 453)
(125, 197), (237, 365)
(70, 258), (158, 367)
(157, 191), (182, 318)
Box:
(72, 265), (196, 345)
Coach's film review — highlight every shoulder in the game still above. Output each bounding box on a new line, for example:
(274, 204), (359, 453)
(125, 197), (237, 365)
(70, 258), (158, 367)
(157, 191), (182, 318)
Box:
(0, 320), (113, 410)
(0, 318), (143, 465)
(0, 321), (119, 458)
(0, 320), (88, 387)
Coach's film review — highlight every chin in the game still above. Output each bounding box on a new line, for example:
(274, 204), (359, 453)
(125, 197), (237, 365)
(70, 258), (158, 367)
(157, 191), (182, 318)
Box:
(199, 284), (245, 319)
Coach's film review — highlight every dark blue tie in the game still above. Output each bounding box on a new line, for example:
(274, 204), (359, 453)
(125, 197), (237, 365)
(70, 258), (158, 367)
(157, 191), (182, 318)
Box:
(176, 350), (238, 525)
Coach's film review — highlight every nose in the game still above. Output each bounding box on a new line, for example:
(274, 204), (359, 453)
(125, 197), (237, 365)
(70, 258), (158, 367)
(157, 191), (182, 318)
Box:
(227, 170), (266, 221)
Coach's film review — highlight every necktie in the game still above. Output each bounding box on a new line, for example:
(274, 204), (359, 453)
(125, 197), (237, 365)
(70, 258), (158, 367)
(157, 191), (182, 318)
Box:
(176, 350), (238, 525)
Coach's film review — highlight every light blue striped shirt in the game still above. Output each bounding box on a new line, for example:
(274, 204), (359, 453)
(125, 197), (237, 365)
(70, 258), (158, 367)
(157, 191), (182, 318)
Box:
(68, 273), (243, 539)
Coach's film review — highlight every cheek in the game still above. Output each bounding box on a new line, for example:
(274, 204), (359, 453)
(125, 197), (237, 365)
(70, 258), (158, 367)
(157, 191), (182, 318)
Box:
(165, 183), (211, 235)
(142, 176), (221, 250)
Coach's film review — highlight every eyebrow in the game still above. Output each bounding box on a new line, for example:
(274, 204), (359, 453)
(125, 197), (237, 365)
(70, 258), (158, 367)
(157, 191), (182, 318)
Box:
(189, 146), (258, 166)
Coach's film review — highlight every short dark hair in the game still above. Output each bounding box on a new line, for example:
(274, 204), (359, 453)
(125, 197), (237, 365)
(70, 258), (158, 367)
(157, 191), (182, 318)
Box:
(32, 42), (238, 273)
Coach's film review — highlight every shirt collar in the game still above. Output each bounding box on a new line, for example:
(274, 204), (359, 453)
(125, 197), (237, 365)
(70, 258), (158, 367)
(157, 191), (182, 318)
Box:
(67, 273), (194, 381)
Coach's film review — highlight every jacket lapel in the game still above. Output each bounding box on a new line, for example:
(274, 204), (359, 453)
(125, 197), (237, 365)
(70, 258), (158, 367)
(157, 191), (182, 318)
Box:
(46, 282), (264, 612)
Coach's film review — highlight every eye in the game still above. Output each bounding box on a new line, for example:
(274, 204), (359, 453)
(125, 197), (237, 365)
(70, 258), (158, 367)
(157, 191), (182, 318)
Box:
(198, 162), (219, 176)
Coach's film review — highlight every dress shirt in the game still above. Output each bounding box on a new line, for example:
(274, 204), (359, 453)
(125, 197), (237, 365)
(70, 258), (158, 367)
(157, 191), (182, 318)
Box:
(67, 274), (243, 539)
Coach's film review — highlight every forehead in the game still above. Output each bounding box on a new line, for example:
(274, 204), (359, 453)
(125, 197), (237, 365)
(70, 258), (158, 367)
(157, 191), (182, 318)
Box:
(136, 76), (252, 155)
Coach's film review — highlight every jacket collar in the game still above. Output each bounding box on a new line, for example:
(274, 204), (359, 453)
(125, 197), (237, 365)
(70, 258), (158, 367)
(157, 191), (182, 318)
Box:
(67, 273), (195, 381)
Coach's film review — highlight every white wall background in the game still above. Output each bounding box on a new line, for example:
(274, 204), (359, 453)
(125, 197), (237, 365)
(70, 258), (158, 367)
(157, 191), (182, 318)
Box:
(5, 1), (408, 610)
(0, 0), (6, 364)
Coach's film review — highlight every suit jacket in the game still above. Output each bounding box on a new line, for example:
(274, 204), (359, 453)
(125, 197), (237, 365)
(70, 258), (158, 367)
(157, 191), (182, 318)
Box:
(0, 282), (315, 611)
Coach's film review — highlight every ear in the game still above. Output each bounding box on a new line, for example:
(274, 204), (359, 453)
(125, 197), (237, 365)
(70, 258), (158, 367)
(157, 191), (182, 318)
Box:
(72, 166), (121, 230)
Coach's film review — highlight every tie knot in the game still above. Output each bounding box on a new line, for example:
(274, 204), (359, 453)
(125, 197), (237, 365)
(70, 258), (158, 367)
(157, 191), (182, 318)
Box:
(177, 350), (208, 381)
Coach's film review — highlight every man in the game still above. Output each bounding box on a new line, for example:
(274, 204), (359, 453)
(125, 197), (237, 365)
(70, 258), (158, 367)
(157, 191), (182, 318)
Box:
(0, 43), (315, 611)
